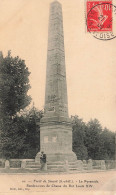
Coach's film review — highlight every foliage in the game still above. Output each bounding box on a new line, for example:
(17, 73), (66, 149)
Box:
(72, 117), (115, 160)
(0, 51), (31, 158)
(72, 115), (88, 160)
(1, 116), (28, 159)
(0, 51), (31, 118)
(1, 106), (43, 159)
(100, 128), (115, 160)
(22, 106), (43, 158)
(84, 119), (102, 160)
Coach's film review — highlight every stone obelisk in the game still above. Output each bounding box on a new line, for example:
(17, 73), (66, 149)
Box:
(40, 0), (77, 162)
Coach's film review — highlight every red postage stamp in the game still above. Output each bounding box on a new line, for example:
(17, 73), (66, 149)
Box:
(87, 0), (112, 32)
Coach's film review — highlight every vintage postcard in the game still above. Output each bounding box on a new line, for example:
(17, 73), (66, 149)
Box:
(0, 0), (116, 194)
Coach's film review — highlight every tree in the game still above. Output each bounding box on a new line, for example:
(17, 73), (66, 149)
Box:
(72, 115), (88, 160)
(22, 106), (43, 158)
(84, 119), (115, 160)
(0, 51), (31, 158)
(84, 119), (103, 160)
(1, 106), (43, 159)
(72, 116), (115, 160)
(0, 51), (31, 119)
(1, 116), (28, 159)
(100, 128), (115, 160)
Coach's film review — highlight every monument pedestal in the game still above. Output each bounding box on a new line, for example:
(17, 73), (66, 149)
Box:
(39, 116), (77, 163)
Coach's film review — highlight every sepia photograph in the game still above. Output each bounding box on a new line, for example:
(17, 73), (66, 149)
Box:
(0, 0), (116, 194)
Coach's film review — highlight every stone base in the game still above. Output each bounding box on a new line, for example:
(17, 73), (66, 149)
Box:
(43, 152), (77, 163)
(35, 151), (77, 163)
(40, 122), (74, 154)
(39, 116), (77, 167)
(35, 151), (78, 172)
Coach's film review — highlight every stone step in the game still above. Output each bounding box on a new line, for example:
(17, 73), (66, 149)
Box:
(48, 166), (63, 169)
(68, 162), (78, 165)
(26, 161), (41, 168)
(47, 163), (65, 171)
(47, 161), (78, 165)
(25, 160), (81, 172)
(69, 166), (78, 169)
(25, 168), (39, 170)
(68, 165), (78, 168)
(47, 164), (64, 167)
(26, 161), (39, 165)
(47, 161), (64, 165)
(47, 167), (64, 172)
(83, 165), (87, 167)
(26, 165), (41, 168)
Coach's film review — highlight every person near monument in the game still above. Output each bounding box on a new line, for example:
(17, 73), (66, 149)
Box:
(40, 151), (47, 171)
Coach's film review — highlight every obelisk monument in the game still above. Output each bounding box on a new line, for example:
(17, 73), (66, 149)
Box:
(40, 0), (77, 162)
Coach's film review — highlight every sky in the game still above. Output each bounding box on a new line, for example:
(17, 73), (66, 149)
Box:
(0, 0), (116, 131)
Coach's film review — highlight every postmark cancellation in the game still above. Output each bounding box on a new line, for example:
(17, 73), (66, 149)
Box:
(86, 0), (116, 40)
